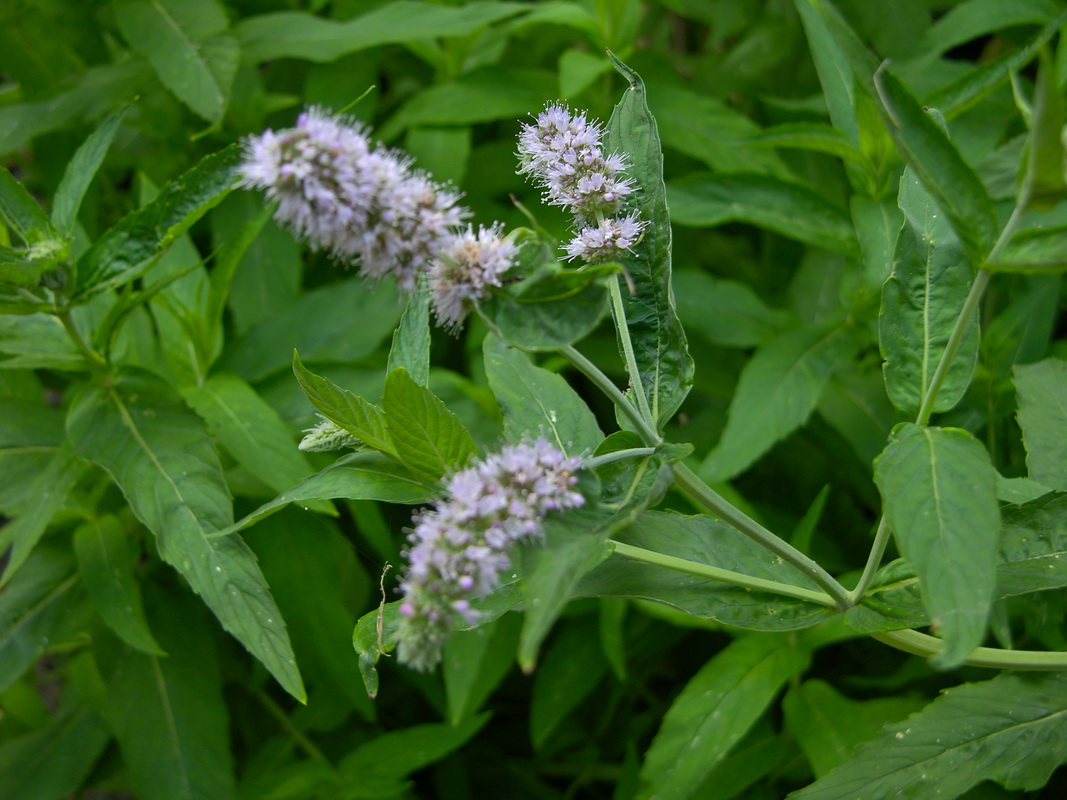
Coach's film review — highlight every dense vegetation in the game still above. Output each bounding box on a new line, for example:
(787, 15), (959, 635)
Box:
(3, 0), (1067, 798)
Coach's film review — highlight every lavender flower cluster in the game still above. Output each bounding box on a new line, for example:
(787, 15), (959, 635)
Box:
(240, 108), (515, 327)
(397, 439), (585, 671)
(518, 103), (647, 263)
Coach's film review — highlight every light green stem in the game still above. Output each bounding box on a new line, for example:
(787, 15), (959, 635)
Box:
(672, 462), (852, 609)
(56, 308), (107, 370)
(610, 541), (837, 607)
(559, 345), (661, 445)
(874, 629), (1067, 670)
(584, 447), (658, 470)
(849, 516), (891, 604)
(609, 274), (655, 426)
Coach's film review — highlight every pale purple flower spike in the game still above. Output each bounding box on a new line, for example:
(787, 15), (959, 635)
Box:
(397, 438), (585, 671)
(517, 102), (645, 263)
(240, 108), (514, 317)
(429, 224), (518, 330)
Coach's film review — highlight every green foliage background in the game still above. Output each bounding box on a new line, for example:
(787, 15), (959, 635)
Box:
(3, 0), (1067, 798)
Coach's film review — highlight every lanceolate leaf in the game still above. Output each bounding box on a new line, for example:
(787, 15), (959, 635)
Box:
(1015, 358), (1067, 490)
(997, 493), (1067, 596)
(223, 452), (430, 536)
(1019, 49), (1066, 209)
(668, 173), (860, 256)
(67, 369), (305, 701)
(51, 106), (128, 235)
(0, 166), (52, 244)
(873, 67), (999, 266)
(790, 672), (1067, 799)
(387, 280), (430, 387)
(74, 514), (164, 656)
(483, 333), (603, 455)
(700, 323), (857, 483)
(874, 423), (999, 668)
(382, 367), (476, 483)
(74, 144), (241, 301)
(292, 352), (395, 456)
(880, 169), (979, 416)
(638, 634), (811, 800)
(104, 591), (235, 800)
(605, 54), (693, 428)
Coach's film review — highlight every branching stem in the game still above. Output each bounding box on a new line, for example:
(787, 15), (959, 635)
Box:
(874, 629), (1067, 670)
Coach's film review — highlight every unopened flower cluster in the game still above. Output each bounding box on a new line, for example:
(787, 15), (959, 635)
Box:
(518, 103), (647, 263)
(397, 439), (585, 671)
(240, 108), (515, 327)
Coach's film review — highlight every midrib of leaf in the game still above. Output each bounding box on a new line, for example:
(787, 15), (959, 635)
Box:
(151, 654), (195, 800)
(922, 430), (948, 552)
(1, 573), (77, 640)
(149, 0), (224, 110)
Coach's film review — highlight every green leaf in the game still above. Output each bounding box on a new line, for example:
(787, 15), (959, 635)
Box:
(1019, 49), (1066, 209)
(0, 246), (55, 289)
(292, 352), (395, 456)
(74, 144), (241, 301)
(518, 506), (616, 671)
(700, 323), (857, 483)
(114, 0), (236, 122)
(0, 703), (110, 800)
(223, 452), (430, 536)
(740, 122), (866, 163)
(181, 372), (322, 504)
(221, 278), (401, 381)
(880, 169), (979, 416)
(382, 366), (477, 483)
(387, 280), (430, 387)
(989, 225), (1067, 272)
(874, 423), (1000, 668)
(873, 67), (999, 266)
(844, 558), (927, 634)
(483, 333), (603, 455)
(334, 712), (490, 798)
(1014, 358), (1067, 490)
(921, 0), (1062, 57)
(530, 616), (608, 749)
(605, 54), (694, 427)
(579, 511), (836, 632)
(674, 271), (788, 348)
(103, 590), (235, 800)
(997, 493), (1067, 597)
(236, 1), (529, 63)
(0, 166), (52, 245)
(204, 202), (272, 352)
(0, 313), (82, 370)
(477, 251), (613, 351)
(789, 671), (1067, 799)
(443, 614), (521, 726)
(0, 445), (86, 587)
(0, 547), (83, 694)
(637, 634), (811, 800)
(74, 514), (163, 656)
(67, 369), (305, 701)
(51, 106), (128, 235)
(668, 174), (860, 256)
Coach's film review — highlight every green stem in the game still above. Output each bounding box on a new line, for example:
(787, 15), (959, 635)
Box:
(874, 629), (1067, 670)
(584, 447), (658, 470)
(610, 540), (837, 607)
(672, 462), (851, 610)
(559, 345), (661, 445)
(56, 308), (107, 370)
(849, 516), (891, 604)
(251, 687), (326, 761)
(608, 275), (655, 426)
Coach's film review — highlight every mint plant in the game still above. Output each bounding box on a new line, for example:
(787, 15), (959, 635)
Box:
(4, 1), (1067, 798)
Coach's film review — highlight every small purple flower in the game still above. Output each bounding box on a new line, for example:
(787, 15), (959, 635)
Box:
(239, 107), (468, 291)
(397, 439), (585, 671)
(565, 213), (647, 263)
(429, 224), (518, 330)
(517, 103), (635, 222)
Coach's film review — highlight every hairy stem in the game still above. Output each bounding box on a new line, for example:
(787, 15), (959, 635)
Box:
(610, 540), (837, 607)
(874, 629), (1067, 670)
(584, 447), (658, 470)
(608, 274), (655, 426)
(672, 463), (852, 609)
(559, 345), (661, 445)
